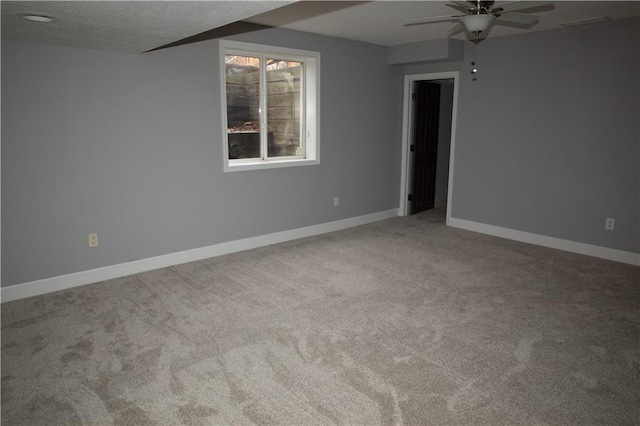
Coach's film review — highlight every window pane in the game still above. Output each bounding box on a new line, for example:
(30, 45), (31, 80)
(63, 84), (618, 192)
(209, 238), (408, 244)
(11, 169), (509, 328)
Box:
(266, 59), (303, 158)
(226, 55), (261, 159)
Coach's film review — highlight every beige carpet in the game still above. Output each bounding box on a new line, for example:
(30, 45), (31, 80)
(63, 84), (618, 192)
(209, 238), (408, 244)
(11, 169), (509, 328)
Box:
(2, 209), (639, 425)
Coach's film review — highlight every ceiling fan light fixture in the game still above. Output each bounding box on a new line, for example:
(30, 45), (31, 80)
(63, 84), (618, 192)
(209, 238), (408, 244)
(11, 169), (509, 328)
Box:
(461, 14), (495, 34)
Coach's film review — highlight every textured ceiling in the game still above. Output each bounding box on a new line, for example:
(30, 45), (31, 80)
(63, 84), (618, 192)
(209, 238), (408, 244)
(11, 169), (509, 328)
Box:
(1, 1), (639, 54)
(1, 1), (295, 53)
(246, 1), (640, 46)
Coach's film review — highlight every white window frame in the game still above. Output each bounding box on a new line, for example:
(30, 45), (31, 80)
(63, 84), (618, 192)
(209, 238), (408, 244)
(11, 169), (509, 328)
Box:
(220, 40), (320, 172)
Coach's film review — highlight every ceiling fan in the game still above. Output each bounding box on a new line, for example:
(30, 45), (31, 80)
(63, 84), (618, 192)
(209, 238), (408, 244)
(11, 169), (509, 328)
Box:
(404, 1), (553, 42)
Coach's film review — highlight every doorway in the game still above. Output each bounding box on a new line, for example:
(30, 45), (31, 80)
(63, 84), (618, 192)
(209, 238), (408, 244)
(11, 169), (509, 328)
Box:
(399, 72), (458, 222)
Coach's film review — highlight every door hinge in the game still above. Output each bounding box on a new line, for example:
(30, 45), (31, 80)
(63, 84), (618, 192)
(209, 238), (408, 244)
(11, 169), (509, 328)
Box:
(412, 92), (417, 101)
(408, 194), (413, 201)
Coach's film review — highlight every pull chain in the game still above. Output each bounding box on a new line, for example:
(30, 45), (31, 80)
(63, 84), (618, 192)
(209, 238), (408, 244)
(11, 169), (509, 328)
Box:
(471, 39), (480, 81)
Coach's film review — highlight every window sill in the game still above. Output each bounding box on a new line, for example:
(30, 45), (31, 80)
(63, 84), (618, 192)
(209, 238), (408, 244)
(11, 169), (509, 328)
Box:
(224, 158), (320, 172)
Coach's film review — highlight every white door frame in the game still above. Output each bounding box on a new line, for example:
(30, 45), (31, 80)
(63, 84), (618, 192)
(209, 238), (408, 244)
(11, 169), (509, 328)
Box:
(399, 71), (459, 224)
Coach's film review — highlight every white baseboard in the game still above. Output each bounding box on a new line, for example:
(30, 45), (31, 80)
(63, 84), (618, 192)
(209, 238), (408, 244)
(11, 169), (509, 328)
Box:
(1, 209), (399, 303)
(448, 217), (640, 266)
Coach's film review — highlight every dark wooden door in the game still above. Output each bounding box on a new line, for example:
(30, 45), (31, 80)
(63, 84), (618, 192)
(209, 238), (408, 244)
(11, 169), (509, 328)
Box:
(410, 81), (440, 214)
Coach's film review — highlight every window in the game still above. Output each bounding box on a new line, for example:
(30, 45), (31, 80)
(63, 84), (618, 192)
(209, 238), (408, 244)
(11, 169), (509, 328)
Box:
(220, 40), (320, 172)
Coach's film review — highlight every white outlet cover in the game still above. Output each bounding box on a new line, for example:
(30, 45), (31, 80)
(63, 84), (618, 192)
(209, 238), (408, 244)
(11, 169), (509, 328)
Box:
(605, 218), (615, 231)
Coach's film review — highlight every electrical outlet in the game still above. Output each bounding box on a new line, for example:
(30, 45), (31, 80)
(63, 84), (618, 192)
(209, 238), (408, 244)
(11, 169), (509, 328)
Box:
(333, 196), (340, 207)
(605, 218), (615, 231)
(88, 233), (98, 247)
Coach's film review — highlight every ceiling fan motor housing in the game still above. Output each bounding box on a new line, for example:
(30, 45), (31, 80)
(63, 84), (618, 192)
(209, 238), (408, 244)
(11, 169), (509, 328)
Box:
(466, 0), (496, 14)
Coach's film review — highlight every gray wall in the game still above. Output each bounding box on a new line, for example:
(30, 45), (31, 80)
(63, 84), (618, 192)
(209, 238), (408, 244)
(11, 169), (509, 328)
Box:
(406, 17), (639, 254)
(4, 17), (638, 289)
(2, 28), (403, 287)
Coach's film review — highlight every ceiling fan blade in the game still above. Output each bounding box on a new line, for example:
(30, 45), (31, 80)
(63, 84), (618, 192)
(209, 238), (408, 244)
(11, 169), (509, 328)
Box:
(492, 1), (553, 14)
(496, 12), (540, 25)
(403, 14), (464, 27)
